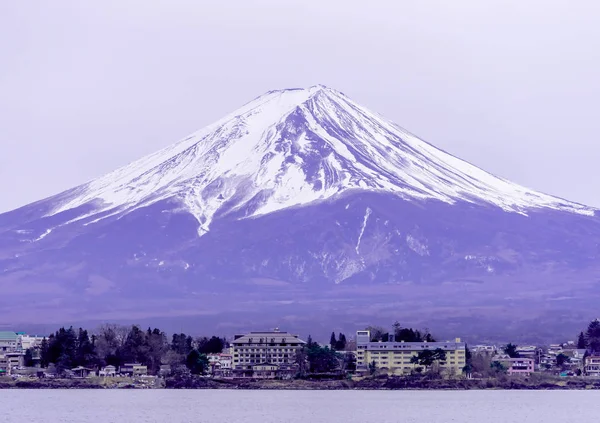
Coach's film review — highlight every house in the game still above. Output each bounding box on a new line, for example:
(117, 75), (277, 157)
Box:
(231, 330), (306, 379)
(120, 363), (148, 376)
(585, 356), (600, 377)
(72, 366), (94, 378)
(207, 353), (233, 377)
(501, 358), (535, 375)
(355, 330), (467, 376)
(99, 365), (117, 377)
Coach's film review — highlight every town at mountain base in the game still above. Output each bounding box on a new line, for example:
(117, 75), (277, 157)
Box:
(2, 319), (600, 389)
(1, 86), (599, 339)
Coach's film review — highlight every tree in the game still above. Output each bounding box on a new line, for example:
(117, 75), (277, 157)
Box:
(368, 360), (377, 375)
(121, 325), (149, 365)
(146, 328), (168, 374)
(94, 324), (128, 366)
(366, 326), (387, 342)
(294, 347), (309, 377)
(586, 320), (600, 353)
(577, 331), (587, 349)
(462, 345), (473, 375)
(197, 336), (225, 355)
(335, 333), (347, 351)
(171, 333), (193, 356)
(342, 352), (356, 372)
(39, 338), (49, 368)
(410, 348), (447, 369)
(490, 361), (507, 374)
(46, 327), (78, 373)
(330, 332), (337, 350)
(556, 353), (570, 369)
(503, 343), (520, 358)
(24, 348), (35, 367)
(75, 328), (98, 367)
(185, 349), (208, 375)
(306, 344), (340, 373)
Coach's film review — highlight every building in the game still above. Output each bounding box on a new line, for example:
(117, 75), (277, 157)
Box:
(0, 332), (18, 353)
(207, 353), (233, 377)
(0, 352), (24, 374)
(585, 356), (600, 377)
(120, 363), (148, 376)
(99, 365), (117, 377)
(72, 366), (94, 378)
(471, 345), (497, 355)
(231, 330), (306, 379)
(502, 358), (535, 375)
(515, 345), (538, 360)
(18, 334), (46, 351)
(356, 330), (467, 376)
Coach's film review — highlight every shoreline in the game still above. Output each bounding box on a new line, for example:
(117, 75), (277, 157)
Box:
(3, 376), (600, 390)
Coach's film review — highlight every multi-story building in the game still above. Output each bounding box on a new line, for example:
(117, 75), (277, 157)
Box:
(0, 332), (18, 353)
(0, 352), (24, 374)
(585, 356), (600, 377)
(516, 345), (539, 361)
(501, 358), (535, 375)
(231, 330), (306, 379)
(17, 334), (46, 352)
(355, 330), (467, 376)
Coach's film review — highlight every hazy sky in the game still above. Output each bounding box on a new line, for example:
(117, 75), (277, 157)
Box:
(1, 0), (599, 213)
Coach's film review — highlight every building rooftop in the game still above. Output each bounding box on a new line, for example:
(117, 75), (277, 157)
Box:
(0, 332), (17, 342)
(232, 331), (305, 345)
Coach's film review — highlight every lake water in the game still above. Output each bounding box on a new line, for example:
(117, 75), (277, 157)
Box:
(1, 389), (597, 422)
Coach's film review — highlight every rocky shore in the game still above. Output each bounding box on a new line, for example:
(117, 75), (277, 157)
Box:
(3, 374), (600, 390)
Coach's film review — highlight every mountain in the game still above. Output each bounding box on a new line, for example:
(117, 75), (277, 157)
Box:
(1, 85), (599, 342)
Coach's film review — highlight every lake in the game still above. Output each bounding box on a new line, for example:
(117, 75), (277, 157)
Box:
(1, 389), (597, 422)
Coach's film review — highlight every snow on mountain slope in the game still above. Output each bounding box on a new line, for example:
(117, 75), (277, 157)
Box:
(47, 85), (594, 235)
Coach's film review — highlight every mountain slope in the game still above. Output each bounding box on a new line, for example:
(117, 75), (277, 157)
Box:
(1, 85), (598, 340)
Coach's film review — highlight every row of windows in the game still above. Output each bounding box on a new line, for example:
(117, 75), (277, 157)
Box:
(236, 354), (291, 358)
(234, 348), (297, 353)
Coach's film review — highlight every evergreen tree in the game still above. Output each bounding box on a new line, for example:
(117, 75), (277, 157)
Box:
(503, 343), (520, 358)
(586, 320), (600, 353)
(75, 328), (97, 367)
(306, 335), (314, 348)
(330, 332), (337, 349)
(121, 325), (149, 364)
(24, 348), (35, 367)
(40, 337), (49, 368)
(336, 333), (347, 351)
(577, 331), (587, 349)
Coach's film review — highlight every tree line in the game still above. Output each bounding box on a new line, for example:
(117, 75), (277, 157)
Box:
(35, 324), (226, 376)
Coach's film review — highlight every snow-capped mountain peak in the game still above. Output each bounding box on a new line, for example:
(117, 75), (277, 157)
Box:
(47, 85), (593, 235)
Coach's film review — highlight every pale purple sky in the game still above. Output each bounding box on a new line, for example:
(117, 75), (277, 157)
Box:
(1, 0), (599, 212)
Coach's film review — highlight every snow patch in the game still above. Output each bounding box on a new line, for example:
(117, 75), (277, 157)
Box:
(356, 207), (372, 254)
(36, 85), (595, 238)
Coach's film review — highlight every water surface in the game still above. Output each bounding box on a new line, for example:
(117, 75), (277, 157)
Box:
(2, 389), (596, 422)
